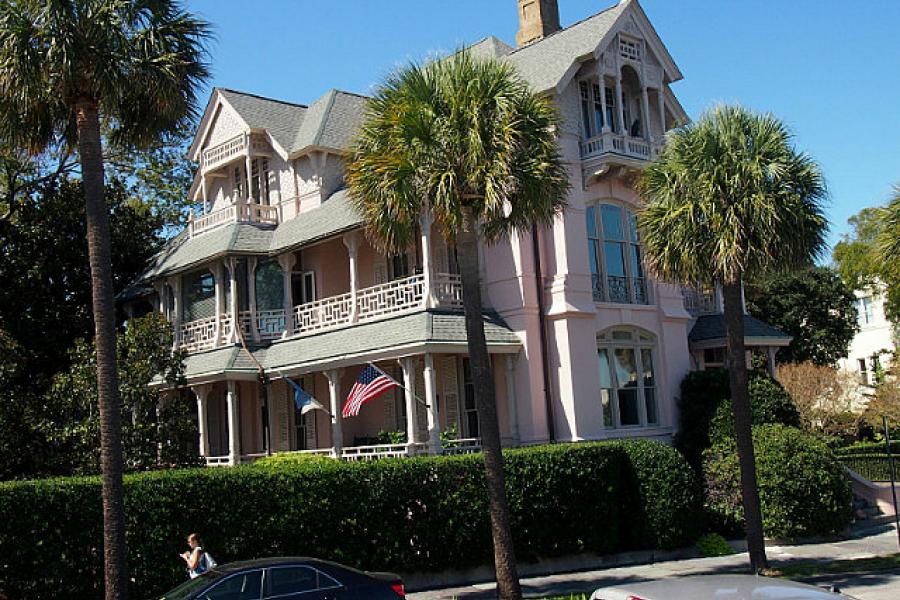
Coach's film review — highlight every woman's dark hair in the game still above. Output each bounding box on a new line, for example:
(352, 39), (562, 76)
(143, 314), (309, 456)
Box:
(187, 533), (201, 545)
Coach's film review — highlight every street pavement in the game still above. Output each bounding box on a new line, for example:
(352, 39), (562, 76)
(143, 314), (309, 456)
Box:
(408, 523), (900, 599)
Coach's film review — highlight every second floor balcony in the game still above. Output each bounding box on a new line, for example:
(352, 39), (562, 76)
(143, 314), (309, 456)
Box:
(188, 197), (279, 237)
(580, 130), (662, 163)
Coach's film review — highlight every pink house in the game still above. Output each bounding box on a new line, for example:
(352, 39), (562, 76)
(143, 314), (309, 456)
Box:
(123, 0), (790, 465)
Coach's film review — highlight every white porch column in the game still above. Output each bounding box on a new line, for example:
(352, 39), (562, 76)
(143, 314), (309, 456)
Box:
(342, 232), (360, 322)
(656, 87), (666, 139)
(401, 358), (418, 447)
(326, 369), (343, 458)
(226, 380), (240, 465)
(640, 86), (652, 141)
(227, 258), (239, 344)
(420, 208), (436, 308)
(247, 256), (260, 342)
(213, 261), (225, 346)
(278, 253), (297, 336)
(201, 174), (209, 214)
(244, 148), (253, 204)
(767, 346), (777, 378)
(194, 384), (212, 458)
(505, 355), (520, 444)
(615, 74), (626, 134)
(598, 76), (610, 132)
(169, 276), (182, 349)
(423, 353), (440, 454)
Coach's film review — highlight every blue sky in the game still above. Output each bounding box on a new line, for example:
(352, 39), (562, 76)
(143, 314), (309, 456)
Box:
(187, 0), (900, 253)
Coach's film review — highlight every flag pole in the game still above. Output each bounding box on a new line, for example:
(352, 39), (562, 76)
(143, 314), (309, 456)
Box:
(274, 368), (333, 418)
(372, 361), (430, 408)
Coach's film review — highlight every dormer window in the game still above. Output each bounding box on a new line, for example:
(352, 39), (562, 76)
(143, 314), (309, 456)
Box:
(619, 36), (642, 62)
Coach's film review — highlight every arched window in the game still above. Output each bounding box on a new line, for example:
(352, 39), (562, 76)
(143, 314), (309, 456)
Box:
(183, 269), (215, 321)
(597, 328), (658, 428)
(586, 203), (648, 304)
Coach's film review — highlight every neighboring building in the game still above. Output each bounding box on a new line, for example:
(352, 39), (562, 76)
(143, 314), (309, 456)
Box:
(839, 286), (896, 391)
(123, 0), (790, 465)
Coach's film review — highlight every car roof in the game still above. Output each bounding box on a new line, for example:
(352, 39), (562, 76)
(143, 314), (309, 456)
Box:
(212, 557), (363, 575)
(591, 574), (848, 600)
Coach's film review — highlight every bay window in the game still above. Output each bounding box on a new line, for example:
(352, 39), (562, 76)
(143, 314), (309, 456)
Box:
(586, 202), (649, 304)
(597, 328), (658, 428)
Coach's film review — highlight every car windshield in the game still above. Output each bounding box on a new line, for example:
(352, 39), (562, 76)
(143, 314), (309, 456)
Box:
(158, 570), (223, 600)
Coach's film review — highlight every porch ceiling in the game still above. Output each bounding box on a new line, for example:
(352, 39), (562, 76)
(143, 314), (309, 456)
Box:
(175, 309), (521, 383)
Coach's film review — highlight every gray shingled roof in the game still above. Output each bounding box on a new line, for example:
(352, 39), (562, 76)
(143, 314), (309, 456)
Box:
(506, 2), (625, 93)
(179, 310), (520, 379)
(139, 190), (362, 281)
(466, 36), (514, 60)
(291, 89), (368, 155)
(218, 89), (306, 153)
(689, 315), (792, 345)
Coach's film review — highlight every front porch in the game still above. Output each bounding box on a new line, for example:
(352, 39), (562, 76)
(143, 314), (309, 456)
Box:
(190, 349), (520, 466)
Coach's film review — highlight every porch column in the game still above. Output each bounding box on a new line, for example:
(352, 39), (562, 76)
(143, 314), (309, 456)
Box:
(423, 353), (441, 454)
(194, 384), (213, 458)
(420, 209), (436, 308)
(244, 148), (253, 204)
(342, 232), (360, 322)
(278, 253), (297, 336)
(615, 74), (625, 134)
(169, 276), (182, 349)
(326, 369), (343, 458)
(226, 380), (240, 465)
(401, 357), (418, 447)
(247, 256), (260, 342)
(227, 258), (239, 344)
(154, 282), (165, 314)
(201, 174), (209, 214)
(640, 86), (651, 141)
(213, 261), (225, 346)
(656, 87), (666, 139)
(505, 354), (520, 444)
(598, 76), (610, 132)
(767, 346), (777, 378)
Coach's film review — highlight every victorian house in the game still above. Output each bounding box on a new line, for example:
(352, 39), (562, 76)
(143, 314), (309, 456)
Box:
(123, 0), (790, 465)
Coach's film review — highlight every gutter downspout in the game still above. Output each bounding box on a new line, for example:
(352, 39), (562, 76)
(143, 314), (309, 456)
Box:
(531, 226), (555, 443)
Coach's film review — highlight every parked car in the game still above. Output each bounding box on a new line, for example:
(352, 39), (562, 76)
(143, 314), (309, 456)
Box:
(590, 574), (856, 600)
(158, 557), (405, 600)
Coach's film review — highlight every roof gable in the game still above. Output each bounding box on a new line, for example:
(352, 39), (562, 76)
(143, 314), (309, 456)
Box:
(218, 88), (307, 156)
(291, 89), (369, 156)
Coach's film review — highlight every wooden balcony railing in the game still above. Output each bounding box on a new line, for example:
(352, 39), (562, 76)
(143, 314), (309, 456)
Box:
(188, 199), (278, 237)
(580, 131), (661, 162)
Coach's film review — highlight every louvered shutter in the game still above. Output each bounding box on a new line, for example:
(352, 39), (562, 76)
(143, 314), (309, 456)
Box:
(302, 376), (317, 449)
(442, 356), (461, 436)
(415, 359), (427, 440)
(277, 381), (291, 452)
(373, 255), (388, 284)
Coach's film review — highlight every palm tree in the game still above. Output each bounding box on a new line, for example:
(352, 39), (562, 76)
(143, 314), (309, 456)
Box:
(637, 105), (827, 571)
(346, 51), (568, 599)
(0, 2), (209, 598)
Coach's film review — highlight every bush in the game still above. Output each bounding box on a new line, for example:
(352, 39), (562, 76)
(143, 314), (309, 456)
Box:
(695, 533), (734, 557)
(674, 369), (731, 466)
(708, 377), (801, 444)
(0, 440), (701, 600)
(703, 424), (852, 539)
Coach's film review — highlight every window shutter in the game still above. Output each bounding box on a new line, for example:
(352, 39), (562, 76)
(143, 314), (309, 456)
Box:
(383, 365), (398, 430)
(373, 255), (388, 285)
(436, 241), (449, 274)
(415, 359), (427, 439)
(276, 381), (291, 452)
(442, 356), (460, 434)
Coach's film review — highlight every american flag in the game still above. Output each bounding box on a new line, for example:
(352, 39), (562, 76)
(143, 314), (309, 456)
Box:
(342, 364), (399, 418)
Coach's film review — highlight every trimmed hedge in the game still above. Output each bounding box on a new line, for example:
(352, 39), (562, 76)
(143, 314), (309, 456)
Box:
(0, 440), (701, 600)
(703, 424), (852, 539)
(708, 377), (801, 444)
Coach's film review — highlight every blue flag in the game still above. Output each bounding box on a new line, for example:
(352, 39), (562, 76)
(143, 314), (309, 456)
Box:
(284, 378), (328, 415)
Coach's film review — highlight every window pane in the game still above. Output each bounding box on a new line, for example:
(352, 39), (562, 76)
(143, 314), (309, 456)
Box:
(641, 349), (654, 388)
(600, 204), (625, 240)
(580, 81), (592, 138)
(599, 349), (613, 427)
(585, 205), (597, 237)
(630, 244), (644, 278)
(612, 330), (633, 341)
(591, 83), (604, 131)
(601, 389), (613, 427)
(588, 240), (600, 275)
(604, 242), (626, 277)
(267, 566), (318, 596)
(208, 570), (263, 600)
(644, 388), (658, 425)
(598, 349), (612, 388)
(255, 260), (283, 311)
(628, 212), (639, 243)
(184, 270), (216, 321)
(618, 388), (640, 426)
(613, 348), (638, 390)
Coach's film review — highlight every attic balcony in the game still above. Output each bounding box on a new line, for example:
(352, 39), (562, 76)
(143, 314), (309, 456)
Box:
(187, 197), (278, 238)
(200, 132), (271, 174)
(580, 131), (663, 179)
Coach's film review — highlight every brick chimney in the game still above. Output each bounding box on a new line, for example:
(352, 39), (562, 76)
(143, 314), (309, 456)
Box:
(516, 0), (561, 47)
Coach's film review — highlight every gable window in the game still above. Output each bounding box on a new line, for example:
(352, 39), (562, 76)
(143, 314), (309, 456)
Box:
(580, 79), (616, 138)
(251, 157), (270, 204)
(586, 203), (649, 304)
(597, 328), (658, 428)
(619, 36), (642, 62)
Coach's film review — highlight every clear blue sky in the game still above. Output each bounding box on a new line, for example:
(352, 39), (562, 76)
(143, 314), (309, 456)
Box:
(187, 0), (900, 253)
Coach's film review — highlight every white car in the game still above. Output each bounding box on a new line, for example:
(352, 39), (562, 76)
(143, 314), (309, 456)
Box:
(590, 574), (857, 600)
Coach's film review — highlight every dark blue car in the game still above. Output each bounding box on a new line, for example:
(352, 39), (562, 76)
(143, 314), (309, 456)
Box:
(158, 557), (405, 600)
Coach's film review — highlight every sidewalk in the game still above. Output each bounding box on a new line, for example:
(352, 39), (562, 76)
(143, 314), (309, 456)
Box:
(408, 524), (900, 600)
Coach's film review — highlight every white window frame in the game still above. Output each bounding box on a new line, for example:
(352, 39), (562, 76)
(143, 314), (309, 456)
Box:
(619, 35), (642, 62)
(585, 202), (650, 305)
(597, 328), (658, 429)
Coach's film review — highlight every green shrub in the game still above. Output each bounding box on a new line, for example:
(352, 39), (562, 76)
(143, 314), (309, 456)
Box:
(0, 440), (700, 600)
(703, 424), (852, 539)
(708, 377), (801, 444)
(674, 369), (731, 466)
(695, 533), (734, 557)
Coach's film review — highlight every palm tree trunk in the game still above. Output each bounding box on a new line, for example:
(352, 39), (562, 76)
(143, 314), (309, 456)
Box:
(722, 280), (768, 571)
(75, 99), (129, 600)
(458, 205), (522, 600)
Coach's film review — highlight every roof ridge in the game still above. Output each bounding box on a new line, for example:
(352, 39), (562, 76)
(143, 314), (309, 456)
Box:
(506, 1), (620, 55)
(311, 90), (339, 147)
(217, 87), (308, 109)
